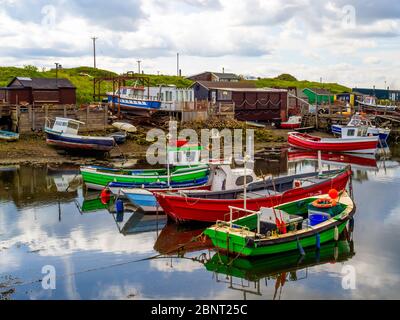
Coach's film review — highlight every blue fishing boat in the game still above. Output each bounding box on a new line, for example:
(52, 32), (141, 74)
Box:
(107, 86), (161, 116)
(121, 178), (211, 213)
(45, 118), (115, 152)
(0, 130), (20, 142)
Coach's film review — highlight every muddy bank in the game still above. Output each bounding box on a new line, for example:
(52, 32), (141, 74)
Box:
(0, 125), (302, 166)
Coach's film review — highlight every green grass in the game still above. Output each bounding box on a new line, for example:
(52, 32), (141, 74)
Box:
(0, 66), (351, 104)
(0, 66), (194, 104)
(254, 78), (351, 94)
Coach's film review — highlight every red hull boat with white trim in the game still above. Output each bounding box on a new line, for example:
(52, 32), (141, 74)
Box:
(280, 116), (302, 129)
(288, 132), (379, 154)
(155, 167), (352, 224)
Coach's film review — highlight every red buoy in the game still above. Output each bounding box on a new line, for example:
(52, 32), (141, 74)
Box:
(328, 189), (339, 200)
(100, 188), (111, 205)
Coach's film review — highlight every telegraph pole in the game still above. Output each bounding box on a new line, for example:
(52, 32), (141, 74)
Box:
(177, 53), (180, 77)
(91, 37), (98, 69)
(137, 60), (142, 74)
(55, 63), (60, 85)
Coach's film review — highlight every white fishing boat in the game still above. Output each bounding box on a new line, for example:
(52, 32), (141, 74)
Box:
(331, 113), (391, 143)
(356, 95), (397, 112)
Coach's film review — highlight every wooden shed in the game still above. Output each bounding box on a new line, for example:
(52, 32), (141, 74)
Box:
(192, 81), (288, 122)
(303, 88), (334, 105)
(1, 77), (76, 106)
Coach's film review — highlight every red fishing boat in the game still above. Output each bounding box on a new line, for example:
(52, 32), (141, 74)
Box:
(154, 167), (352, 224)
(280, 116), (302, 129)
(288, 132), (379, 154)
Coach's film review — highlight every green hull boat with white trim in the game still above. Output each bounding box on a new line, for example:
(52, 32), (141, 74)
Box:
(204, 191), (356, 257)
(80, 165), (210, 190)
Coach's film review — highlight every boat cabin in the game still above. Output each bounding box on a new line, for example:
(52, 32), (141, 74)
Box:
(211, 165), (258, 191)
(114, 86), (146, 99)
(48, 117), (84, 136)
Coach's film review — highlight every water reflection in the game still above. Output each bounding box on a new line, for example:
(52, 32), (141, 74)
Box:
(0, 144), (400, 300)
(205, 238), (355, 300)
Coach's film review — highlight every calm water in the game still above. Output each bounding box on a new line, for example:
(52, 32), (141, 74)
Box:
(1, 146), (400, 300)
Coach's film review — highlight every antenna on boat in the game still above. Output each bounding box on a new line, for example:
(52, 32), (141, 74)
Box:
(318, 150), (323, 175)
(166, 133), (172, 189)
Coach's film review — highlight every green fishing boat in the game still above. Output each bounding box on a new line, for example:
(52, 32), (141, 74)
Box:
(80, 142), (210, 190)
(204, 191), (356, 257)
(80, 164), (210, 190)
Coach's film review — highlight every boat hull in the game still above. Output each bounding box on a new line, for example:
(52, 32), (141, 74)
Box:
(206, 219), (350, 257)
(280, 123), (301, 129)
(81, 165), (210, 190)
(155, 169), (352, 224)
(288, 132), (379, 154)
(122, 182), (211, 213)
(0, 130), (20, 142)
(204, 193), (356, 257)
(46, 130), (115, 152)
(108, 96), (161, 116)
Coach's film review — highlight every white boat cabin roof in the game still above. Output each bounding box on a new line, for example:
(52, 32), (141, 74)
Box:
(51, 117), (85, 135)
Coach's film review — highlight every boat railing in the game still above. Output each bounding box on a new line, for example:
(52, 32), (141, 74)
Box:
(224, 206), (259, 228)
(109, 93), (161, 102)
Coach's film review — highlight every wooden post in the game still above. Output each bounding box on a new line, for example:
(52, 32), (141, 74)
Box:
(86, 105), (89, 131)
(63, 105), (67, 118)
(32, 106), (36, 132)
(104, 105), (108, 130)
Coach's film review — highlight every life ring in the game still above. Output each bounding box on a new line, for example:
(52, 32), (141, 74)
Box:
(312, 198), (337, 209)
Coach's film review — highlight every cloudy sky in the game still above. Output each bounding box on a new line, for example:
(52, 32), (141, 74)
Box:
(0, 0), (399, 88)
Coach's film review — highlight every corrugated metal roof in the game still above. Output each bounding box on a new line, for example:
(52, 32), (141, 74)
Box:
(212, 72), (240, 79)
(194, 81), (257, 90)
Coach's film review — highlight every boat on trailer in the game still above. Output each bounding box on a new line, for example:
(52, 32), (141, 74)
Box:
(204, 191), (355, 257)
(0, 130), (19, 142)
(45, 118), (115, 152)
(154, 167), (352, 224)
(288, 132), (379, 154)
(107, 86), (161, 117)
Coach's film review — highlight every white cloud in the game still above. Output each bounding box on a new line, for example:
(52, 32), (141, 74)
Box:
(0, 0), (399, 88)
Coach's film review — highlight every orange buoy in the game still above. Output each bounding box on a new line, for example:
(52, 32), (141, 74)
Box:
(328, 189), (339, 200)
